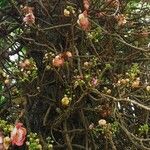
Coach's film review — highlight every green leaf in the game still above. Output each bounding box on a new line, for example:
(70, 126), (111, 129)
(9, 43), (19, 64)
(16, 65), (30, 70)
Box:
(0, 0), (8, 8)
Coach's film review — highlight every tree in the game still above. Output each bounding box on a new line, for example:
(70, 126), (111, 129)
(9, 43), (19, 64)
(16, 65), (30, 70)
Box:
(0, 0), (150, 149)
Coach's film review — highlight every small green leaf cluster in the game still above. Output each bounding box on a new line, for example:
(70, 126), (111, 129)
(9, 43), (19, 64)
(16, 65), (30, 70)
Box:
(128, 63), (140, 79)
(139, 124), (149, 134)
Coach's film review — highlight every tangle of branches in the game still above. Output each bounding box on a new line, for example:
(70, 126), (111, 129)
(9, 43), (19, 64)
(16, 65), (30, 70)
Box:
(0, 0), (149, 149)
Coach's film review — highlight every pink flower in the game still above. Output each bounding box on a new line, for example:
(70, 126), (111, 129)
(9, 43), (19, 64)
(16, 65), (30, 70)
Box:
(83, 0), (90, 10)
(91, 77), (98, 87)
(52, 55), (64, 67)
(11, 123), (27, 146)
(115, 14), (127, 26)
(0, 136), (3, 144)
(77, 11), (90, 31)
(23, 13), (35, 25)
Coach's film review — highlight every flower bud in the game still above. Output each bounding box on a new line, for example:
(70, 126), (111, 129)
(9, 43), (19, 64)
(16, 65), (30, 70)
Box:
(98, 119), (107, 126)
(64, 9), (70, 17)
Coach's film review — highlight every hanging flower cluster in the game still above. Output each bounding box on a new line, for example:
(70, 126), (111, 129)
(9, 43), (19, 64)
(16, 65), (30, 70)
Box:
(19, 59), (31, 70)
(22, 6), (35, 25)
(77, 0), (90, 31)
(52, 54), (65, 67)
(77, 11), (90, 31)
(0, 122), (26, 149)
(52, 51), (72, 67)
(116, 14), (127, 26)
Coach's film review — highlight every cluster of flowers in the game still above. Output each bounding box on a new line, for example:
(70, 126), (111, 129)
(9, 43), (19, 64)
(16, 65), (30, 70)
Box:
(89, 119), (118, 136)
(63, 0), (90, 31)
(18, 58), (38, 81)
(115, 14), (127, 26)
(64, 6), (75, 17)
(0, 123), (26, 149)
(22, 6), (35, 25)
(77, 0), (90, 31)
(52, 51), (72, 67)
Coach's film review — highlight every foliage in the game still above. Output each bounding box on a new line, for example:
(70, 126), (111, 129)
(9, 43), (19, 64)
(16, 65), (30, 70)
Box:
(0, 0), (8, 8)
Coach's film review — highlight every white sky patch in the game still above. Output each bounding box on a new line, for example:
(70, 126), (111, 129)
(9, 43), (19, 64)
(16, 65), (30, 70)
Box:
(8, 42), (20, 61)
(9, 53), (18, 61)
